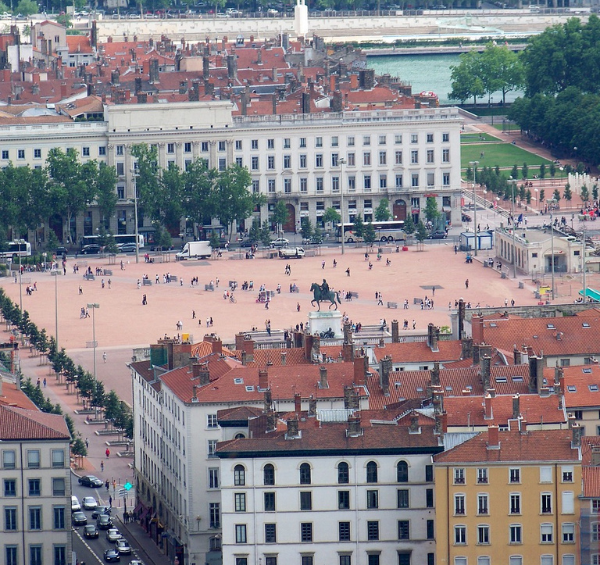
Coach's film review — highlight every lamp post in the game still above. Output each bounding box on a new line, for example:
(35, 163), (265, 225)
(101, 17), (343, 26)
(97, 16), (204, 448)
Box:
(582, 224), (587, 303)
(550, 215), (555, 301)
(131, 169), (140, 264)
(18, 253), (22, 313)
(87, 303), (100, 418)
(339, 158), (346, 255)
(469, 161), (479, 256)
(511, 179), (517, 278)
(491, 96), (494, 126)
(51, 270), (59, 349)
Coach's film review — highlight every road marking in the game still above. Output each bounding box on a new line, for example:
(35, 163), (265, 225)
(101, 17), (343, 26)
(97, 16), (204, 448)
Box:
(73, 528), (103, 564)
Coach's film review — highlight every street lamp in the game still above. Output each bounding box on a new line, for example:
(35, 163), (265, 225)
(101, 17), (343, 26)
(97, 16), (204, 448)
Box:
(491, 97), (494, 127)
(582, 224), (587, 303)
(549, 215), (555, 301)
(87, 303), (100, 418)
(51, 270), (59, 349)
(339, 158), (346, 255)
(469, 161), (479, 256)
(511, 179), (517, 278)
(131, 168), (140, 264)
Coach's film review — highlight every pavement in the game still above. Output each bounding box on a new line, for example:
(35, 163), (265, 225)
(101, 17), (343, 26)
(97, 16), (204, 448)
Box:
(3, 116), (600, 563)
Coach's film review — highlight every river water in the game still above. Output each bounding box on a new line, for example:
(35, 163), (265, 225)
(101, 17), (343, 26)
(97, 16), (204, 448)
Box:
(367, 53), (522, 105)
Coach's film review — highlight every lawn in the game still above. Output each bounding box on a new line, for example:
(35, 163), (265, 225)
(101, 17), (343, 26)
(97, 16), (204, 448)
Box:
(460, 132), (499, 143)
(492, 123), (521, 131)
(461, 142), (553, 171)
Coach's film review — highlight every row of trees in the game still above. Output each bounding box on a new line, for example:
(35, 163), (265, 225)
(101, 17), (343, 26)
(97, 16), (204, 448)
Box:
(449, 44), (523, 105)
(0, 148), (117, 249)
(0, 289), (133, 448)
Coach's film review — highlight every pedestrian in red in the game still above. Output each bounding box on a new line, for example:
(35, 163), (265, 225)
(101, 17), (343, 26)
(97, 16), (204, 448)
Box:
(105, 448), (110, 458)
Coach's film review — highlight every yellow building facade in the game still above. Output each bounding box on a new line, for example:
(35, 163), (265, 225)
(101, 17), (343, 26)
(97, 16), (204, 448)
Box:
(435, 426), (582, 565)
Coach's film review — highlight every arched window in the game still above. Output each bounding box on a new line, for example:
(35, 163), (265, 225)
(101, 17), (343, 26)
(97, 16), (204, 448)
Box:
(397, 461), (409, 483)
(300, 463), (311, 485)
(234, 433), (245, 439)
(338, 462), (349, 484)
(234, 464), (245, 486)
(366, 461), (378, 483)
(264, 464), (275, 486)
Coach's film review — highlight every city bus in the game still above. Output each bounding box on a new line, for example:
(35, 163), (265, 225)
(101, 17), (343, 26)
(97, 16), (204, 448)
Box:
(80, 234), (145, 249)
(0, 240), (32, 259)
(335, 221), (406, 243)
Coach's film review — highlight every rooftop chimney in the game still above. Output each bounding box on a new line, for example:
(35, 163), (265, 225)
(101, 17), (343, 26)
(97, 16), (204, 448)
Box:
(354, 355), (366, 385)
(572, 423), (583, 449)
(343, 385), (353, 409)
(266, 410), (277, 432)
(409, 414), (420, 434)
(259, 368), (269, 391)
(347, 414), (362, 437)
(528, 354), (544, 394)
(280, 351), (287, 365)
(294, 393), (302, 414)
(286, 418), (299, 438)
(480, 355), (491, 391)
(391, 319), (399, 343)
(264, 389), (272, 412)
(380, 356), (391, 396)
(319, 366), (328, 389)
(487, 425), (500, 449)
(512, 393), (520, 420)
(461, 337), (473, 359)
(472, 314), (485, 345)
(484, 394), (493, 420)
(431, 362), (440, 387)
(308, 395), (317, 417)
(192, 362), (210, 386)
(243, 338), (255, 363)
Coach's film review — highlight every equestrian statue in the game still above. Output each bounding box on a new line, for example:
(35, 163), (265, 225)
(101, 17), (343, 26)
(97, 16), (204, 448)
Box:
(310, 279), (341, 311)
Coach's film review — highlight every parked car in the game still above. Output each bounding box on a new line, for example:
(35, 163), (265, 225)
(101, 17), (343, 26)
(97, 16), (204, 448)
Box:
(428, 230), (448, 239)
(84, 524), (99, 539)
(71, 496), (81, 512)
(55, 246), (68, 256)
(118, 243), (137, 253)
(72, 511), (88, 526)
(92, 505), (112, 519)
(103, 549), (121, 563)
(81, 244), (101, 255)
(106, 528), (123, 543)
(82, 497), (98, 510)
(116, 539), (132, 555)
(270, 237), (289, 248)
(97, 514), (113, 529)
(79, 475), (103, 488)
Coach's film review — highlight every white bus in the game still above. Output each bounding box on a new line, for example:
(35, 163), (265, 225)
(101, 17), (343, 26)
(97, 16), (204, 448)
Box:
(80, 233), (145, 249)
(0, 240), (32, 259)
(335, 221), (406, 243)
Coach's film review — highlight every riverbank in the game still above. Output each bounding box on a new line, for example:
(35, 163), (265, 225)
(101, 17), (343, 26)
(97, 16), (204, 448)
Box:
(365, 43), (528, 56)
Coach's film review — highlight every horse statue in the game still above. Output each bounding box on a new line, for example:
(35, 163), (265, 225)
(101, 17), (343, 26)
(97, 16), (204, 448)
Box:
(310, 282), (341, 311)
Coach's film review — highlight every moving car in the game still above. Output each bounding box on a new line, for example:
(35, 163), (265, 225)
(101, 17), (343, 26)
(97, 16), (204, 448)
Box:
(71, 496), (81, 512)
(279, 247), (305, 259)
(103, 549), (121, 563)
(84, 524), (99, 539)
(118, 243), (137, 253)
(82, 496), (98, 510)
(72, 511), (88, 526)
(106, 528), (123, 543)
(92, 505), (111, 519)
(81, 244), (101, 255)
(97, 514), (113, 529)
(116, 539), (132, 555)
(270, 237), (289, 248)
(79, 475), (103, 488)
(428, 230), (448, 239)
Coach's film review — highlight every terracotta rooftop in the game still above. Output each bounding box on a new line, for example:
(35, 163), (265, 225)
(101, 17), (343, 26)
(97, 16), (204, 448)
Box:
(0, 404), (70, 440)
(0, 381), (39, 410)
(581, 436), (600, 497)
(374, 339), (463, 365)
(551, 364), (600, 408)
(434, 428), (580, 464)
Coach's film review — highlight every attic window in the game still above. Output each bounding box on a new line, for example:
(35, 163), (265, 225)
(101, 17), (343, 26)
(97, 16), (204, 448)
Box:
(533, 335), (539, 339)
(489, 323), (497, 328)
(245, 386), (255, 392)
(547, 324), (556, 329)
(583, 368), (592, 374)
(512, 376), (524, 382)
(495, 377), (507, 383)
(394, 382), (402, 387)
(466, 385), (473, 390)
(233, 378), (244, 385)
(416, 387), (423, 392)
(590, 385), (599, 392)
(445, 386), (453, 391)
(583, 323), (591, 328)
(567, 385), (577, 392)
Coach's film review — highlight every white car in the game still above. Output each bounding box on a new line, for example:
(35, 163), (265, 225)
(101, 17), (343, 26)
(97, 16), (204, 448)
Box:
(82, 496), (98, 510)
(270, 237), (289, 248)
(71, 495), (81, 512)
(106, 528), (123, 543)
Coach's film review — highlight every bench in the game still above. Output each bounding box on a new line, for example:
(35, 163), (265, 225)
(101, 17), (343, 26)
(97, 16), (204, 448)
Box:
(142, 279), (152, 286)
(170, 275), (178, 283)
(84, 274), (95, 281)
(205, 284), (215, 292)
(387, 302), (398, 309)
(413, 297), (422, 305)
(103, 269), (113, 276)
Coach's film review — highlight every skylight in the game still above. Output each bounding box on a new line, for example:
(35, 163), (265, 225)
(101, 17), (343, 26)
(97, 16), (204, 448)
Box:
(567, 385), (577, 392)
(589, 385), (599, 392)
(245, 386), (255, 392)
(496, 377), (507, 383)
(512, 376), (524, 382)
(583, 368), (592, 374)
(233, 378), (244, 385)
(547, 324), (556, 329)
(583, 323), (591, 328)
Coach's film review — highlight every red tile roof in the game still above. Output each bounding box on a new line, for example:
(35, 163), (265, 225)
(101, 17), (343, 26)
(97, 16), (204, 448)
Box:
(0, 382), (39, 410)
(434, 428), (580, 464)
(374, 340), (463, 364)
(0, 404), (70, 440)
(580, 436), (600, 497)
(553, 364), (600, 408)
(231, 347), (310, 368)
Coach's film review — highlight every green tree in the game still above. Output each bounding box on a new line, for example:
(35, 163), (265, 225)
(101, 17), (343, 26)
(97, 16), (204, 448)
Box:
(322, 207), (341, 227)
(158, 163), (185, 232)
(549, 162), (556, 178)
(526, 189), (532, 204)
(103, 390), (122, 423)
(593, 184), (599, 201)
(539, 163), (546, 179)
(271, 200), (289, 235)
(553, 188), (562, 204)
(16, 0), (38, 15)
(183, 159), (218, 232)
(518, 184), (526, 202)
(374, 199), (391, 221)
(479, 44), (524, 104)
(130, 144), (160, 222)
(511, 164), (519, 180)
(521, 163), (529, 180)
(213, 165), (255, 239)
(209, 231), (221, 250)
(563, 183), (572, 202)
(353, 214), (365, 238)
(46, 230), (59, 253)
(248, 219), (261, 244)
(581, 184), (590, 203)
(424, 197), (440, 223)
(300, 218), (313, 240)
(94, 163), (118, 225)
(539, 188), (545, 205)
(363, 222), (376, 246)
(260, 220), (272, 247)
(415, 220), (428, 244)
(71, 437), (87, 459)
(448, 51), (485, 104)
(403, 215), (415, 235)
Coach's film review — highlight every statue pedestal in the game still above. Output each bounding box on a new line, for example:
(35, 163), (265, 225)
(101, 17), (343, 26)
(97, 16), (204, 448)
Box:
(307, 310), (343, 338)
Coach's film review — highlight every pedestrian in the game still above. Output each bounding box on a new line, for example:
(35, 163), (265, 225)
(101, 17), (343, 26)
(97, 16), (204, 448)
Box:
(297, 302), (300, 312)
(322, 260), (325, 269)
(346, 268), (350, 276)
(120, 260), (124, 270)
(105, 448), (110, 458)
(108, 279), (111, 289)
(79, 285), (83, 295)
(412, 320), (416, 329)
(102, 352), (107, 363)
(43, 377), (46, 387)
(37, 378), (41, 388)
(105, 480), (109, 491)
(432, 286), (435, 296)
(333, 259), (337, 268)
(192, 310), (196, 319)
(465, 279), (469, 289)
(142, 294), (147, 305)
(210, 316), (213, 326)
(265, 300), (269, 310)
(85, 438), (89, 449)
(100, 461), (104, 472)
(109, 495), (112, 507)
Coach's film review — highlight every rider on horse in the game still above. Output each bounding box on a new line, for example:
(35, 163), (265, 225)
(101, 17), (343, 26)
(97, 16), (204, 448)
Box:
(320, 279), (330, 294)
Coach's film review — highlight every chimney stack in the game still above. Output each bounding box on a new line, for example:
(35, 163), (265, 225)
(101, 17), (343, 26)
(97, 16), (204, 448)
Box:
(484, 394), (493, 420)
(286, 418), (299, 438)
(480, 355), (491, 391)
(347, 414), (362, 436)
(280, 351), (287, 365)
(319, 366), (328, 389)
(512, 394), (520, 420)
(266, 410), (277, 432)
(409, 414), (420, 434)
(391, 319), (399, 343)
(264, 389), (272, 412)
(192, 362), (210, 386)
(572, 423), (583, 448)
(294, 393), (302, 414)
(308, 395), (317, 416)
(487, 425), (500, 449)
(259, 368), (269, 391)
(431, 362), (440, 387)
(379, 356), (391, 396)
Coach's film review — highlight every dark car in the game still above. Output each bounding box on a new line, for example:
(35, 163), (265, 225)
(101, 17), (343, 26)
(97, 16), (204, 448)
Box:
(84, 524), (99, 539)
(81, 244), (101, 255)
(428, 230), (448, 239)
(92, 505), (112, 519)
(55, 246), (68, 256)
(97, 514), (113, 529)
(72, 511), (88, 526)
(118, 243), (137, 253)
(103, 549), (121, 563)
(79, 475), (103, 488)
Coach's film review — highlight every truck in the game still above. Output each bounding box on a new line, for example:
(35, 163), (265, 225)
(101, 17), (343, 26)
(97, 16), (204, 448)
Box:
(176, 241), (212, 260)
(279, 247), (305, 259)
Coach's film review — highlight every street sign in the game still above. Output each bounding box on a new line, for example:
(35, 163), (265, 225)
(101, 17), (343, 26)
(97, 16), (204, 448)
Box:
(123, 481), (133, 491)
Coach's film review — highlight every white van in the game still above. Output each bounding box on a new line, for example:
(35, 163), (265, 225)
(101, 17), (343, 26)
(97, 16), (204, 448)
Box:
(72, 495), (81, 512)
